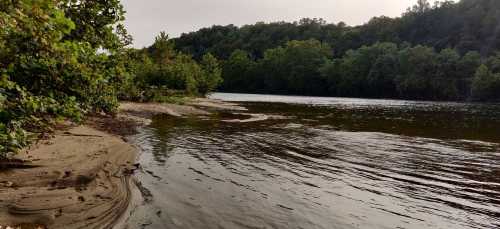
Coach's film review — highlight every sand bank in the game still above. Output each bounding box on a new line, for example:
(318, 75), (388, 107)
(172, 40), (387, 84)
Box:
(118, 98), (246, 125)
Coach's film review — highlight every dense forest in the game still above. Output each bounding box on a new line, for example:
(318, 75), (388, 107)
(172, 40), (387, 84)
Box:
(173, 0), (500, 101)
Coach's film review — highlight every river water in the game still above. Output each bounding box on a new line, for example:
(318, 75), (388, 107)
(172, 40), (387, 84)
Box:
(125, 93), (500, 229)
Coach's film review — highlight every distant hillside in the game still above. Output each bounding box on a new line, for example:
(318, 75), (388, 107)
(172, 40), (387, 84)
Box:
(173, 0), (500, 60)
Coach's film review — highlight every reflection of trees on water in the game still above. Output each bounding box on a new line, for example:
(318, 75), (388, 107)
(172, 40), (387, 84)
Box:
(246, 102), (500, 143)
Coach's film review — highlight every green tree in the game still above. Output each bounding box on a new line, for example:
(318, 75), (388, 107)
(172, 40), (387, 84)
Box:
(168, 54), (202, 95)
(59, 0), (131, 50)
(259, 39), (331, 95)
(198, 53), (223, 95)
(471, 65), (500, 101)
(125, 32), (224, 99)
(151, 32), (176, 66)
(221, 50), (258, 92)
(319, 59), (342, 95)
(458, 51), (482, 78)
(395, 45), (438, 99)
(485, 53), (500, 72)
(329, 42), (399, 97)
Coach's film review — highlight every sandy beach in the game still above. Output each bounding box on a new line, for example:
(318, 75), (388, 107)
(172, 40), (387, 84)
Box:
(0, 98), (243, 228)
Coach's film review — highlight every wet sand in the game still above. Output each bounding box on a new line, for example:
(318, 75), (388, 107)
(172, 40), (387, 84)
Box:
(118, 99), (246, 124)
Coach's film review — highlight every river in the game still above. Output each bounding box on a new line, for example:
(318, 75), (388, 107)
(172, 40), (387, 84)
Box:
(124, 93), (500, 229)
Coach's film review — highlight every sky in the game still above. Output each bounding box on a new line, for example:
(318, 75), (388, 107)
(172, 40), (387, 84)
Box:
(122, 0), (440, 48)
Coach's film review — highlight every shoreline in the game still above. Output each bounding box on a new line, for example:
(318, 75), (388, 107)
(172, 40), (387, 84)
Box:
(0, 98), (243, 228)
(113, 99), (247, 228)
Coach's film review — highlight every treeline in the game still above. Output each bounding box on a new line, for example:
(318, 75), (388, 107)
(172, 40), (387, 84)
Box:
(222, 41), (500, 101)
(0, 0), (221, 157)
(175, 0), (500, 59)
(173, 0), (500, 101)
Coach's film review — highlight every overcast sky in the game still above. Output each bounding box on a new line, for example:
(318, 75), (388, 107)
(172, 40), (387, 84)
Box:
(122, 0), (440, 48)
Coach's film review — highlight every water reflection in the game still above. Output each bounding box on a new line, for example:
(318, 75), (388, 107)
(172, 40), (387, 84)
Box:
(128, 93), (500, 229)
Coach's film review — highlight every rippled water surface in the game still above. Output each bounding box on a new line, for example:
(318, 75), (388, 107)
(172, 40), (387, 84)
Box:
(127, 93), (500, 229)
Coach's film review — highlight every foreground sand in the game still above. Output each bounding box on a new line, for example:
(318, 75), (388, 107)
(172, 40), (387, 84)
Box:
(0, 98), (244, 228)
(0, 126), (137, 228)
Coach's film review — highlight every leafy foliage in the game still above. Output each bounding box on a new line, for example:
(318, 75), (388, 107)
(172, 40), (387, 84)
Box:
(0, 0), (129, 157)
(471, 65), (500, 101)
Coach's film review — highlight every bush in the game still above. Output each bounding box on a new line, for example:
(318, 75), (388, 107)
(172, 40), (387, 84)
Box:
(0, 0), (129, 156)
(120, 33), (223, 101)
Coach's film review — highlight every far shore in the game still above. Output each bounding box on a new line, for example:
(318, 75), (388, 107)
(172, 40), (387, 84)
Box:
(0, 98), (243, 229)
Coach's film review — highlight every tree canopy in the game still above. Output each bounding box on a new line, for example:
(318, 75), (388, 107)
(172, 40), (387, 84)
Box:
(172, 0), (500, 102)
(175, 0), (500, 60)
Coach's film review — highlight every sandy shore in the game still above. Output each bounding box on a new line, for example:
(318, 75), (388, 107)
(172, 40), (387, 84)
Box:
(0, 98), (243, 228)
(0, 126), (137, 229)
(118, 98), (246, 123)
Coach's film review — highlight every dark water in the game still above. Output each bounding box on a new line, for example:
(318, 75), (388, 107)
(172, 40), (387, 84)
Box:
(125, 93), (500, 229)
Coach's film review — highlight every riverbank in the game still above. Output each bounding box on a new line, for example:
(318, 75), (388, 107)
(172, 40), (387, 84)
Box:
(0, 98), (243, 228)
